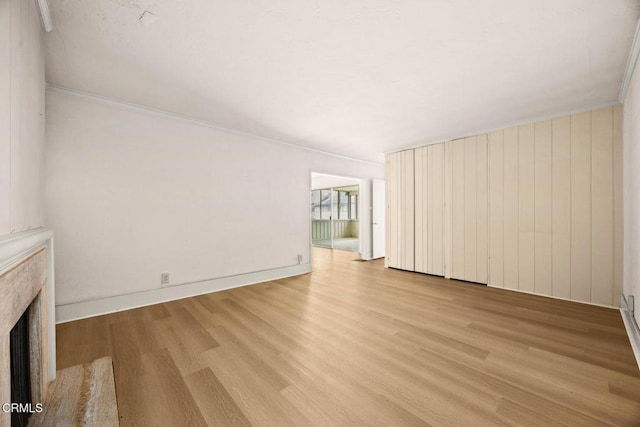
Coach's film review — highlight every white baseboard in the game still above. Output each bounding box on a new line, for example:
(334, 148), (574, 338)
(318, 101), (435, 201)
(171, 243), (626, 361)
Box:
(55, 263), (312, 323)
(620, 295), (640, 370)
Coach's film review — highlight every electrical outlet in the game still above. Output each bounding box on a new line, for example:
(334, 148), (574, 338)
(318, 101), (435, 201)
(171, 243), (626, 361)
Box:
(160, 272), (170, 286)
(297, 254), (303, 264)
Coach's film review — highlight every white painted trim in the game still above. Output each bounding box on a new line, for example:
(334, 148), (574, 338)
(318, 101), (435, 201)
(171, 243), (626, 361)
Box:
(386, 101), (621, 155)
(620, 18), (640, 102)
(620, 295), (640, 370)
(0, 228), (53, 272)
(45, 84), (383, 167)
(487, 283), (617, 310)
(311, 171), (361, 182)
(309, 170), (314, 272)
(0, 228), (56, 382)
(55, 263), (312, 323)
(36, 0), (53, 32)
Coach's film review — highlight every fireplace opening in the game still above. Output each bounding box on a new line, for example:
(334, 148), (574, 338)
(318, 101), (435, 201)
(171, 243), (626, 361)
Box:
(10, 308), (32, 427)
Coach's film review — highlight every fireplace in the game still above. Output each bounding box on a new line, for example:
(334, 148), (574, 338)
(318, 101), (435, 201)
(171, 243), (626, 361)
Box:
(0, 233), (55, 427)
(10, 309), (32, 427)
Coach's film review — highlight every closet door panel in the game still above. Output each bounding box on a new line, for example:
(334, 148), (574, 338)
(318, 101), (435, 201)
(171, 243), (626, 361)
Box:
(444, 141), (453, 279)
(503, 127), (519, 290)
(431, 144), (445, 276)
(591, 107), (614, 306)
(488, 131), (504, 287)
(386, 150), (415, 271)
(464, 137), (478, 282)
(552, 117), (571, 299)
(570, 112), (591, 302)
(534, 120), (552, 296)
(426, 146), (434, 273)
(518, 124), (535, 293)
(388, 106), (619, 307)
(402, 150), (415, 271)
(399, 152), (407, 268)
(476, 135), (489, 284)
(451, 139), (466, 280)
(415, 147), (426, 273)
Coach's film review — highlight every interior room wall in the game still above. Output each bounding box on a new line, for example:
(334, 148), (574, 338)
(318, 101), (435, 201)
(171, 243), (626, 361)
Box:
(624, 53), (640, 319)
(44, 90), (383, 310)
(0, 0), (46, 236)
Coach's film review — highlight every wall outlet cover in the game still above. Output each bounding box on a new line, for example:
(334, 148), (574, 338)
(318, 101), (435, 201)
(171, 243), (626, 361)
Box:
(160, 272), (170, 285)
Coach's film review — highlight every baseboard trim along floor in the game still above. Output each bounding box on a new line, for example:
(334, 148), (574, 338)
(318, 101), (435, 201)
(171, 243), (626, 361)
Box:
(620, 294), (640, 370)
(55, 263), (312, 323)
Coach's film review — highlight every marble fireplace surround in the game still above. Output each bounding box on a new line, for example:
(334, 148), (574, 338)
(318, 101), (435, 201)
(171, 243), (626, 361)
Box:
(0, 229), (55, 427)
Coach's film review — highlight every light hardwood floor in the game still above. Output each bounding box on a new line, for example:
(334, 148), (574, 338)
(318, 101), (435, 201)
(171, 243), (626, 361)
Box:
(57, 248), (640, 426)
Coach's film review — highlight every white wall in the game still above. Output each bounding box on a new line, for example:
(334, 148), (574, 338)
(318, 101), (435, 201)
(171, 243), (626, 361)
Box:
(624, 54), (640, 319)
(0, 0), (46, 236)
(45, 90), (383, 307)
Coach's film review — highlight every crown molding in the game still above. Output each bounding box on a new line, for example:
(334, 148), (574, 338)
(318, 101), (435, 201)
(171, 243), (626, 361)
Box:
(45, 84), (384, 167)
(620, 18), (640, 103)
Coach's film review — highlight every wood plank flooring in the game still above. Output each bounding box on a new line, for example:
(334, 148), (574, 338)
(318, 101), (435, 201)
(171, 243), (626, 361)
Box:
(56, 248), (640, 426)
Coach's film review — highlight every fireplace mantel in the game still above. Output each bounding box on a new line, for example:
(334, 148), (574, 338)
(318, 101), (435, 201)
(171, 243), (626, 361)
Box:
(0, 228), (55, 427)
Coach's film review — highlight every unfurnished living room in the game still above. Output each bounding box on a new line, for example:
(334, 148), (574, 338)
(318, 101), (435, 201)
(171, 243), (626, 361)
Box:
(3, 0), (640, 426)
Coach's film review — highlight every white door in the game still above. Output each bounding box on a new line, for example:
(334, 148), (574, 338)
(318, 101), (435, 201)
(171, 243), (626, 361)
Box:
(372, 179), (385, 259)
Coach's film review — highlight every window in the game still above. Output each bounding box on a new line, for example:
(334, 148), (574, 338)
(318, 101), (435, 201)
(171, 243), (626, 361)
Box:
(311, 190), (321, 220)
(350, 194), (358, 219)
(311, 189), (333, 219)
(320, 190), (331, 219)
(331, 190), (339, 219)
(339, 191), (349, 219)
(311, 188), (358, 220)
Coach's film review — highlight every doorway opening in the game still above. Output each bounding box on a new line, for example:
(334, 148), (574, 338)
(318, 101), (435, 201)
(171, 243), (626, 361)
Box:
(311, 173), (360, 253)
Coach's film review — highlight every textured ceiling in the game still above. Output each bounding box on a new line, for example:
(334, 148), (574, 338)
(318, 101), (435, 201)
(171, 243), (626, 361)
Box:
(45, 0), (640, 163)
